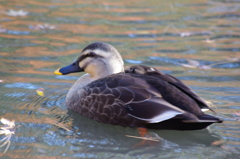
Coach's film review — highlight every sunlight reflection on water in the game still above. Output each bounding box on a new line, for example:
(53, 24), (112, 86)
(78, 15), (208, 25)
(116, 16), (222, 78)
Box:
(0, 0), (240, 158)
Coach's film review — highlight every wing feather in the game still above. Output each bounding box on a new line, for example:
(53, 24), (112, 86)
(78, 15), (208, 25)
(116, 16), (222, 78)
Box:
(125, 65), (213, 112)
(71, 73), (199, 125)
(125, 97), (184, 123)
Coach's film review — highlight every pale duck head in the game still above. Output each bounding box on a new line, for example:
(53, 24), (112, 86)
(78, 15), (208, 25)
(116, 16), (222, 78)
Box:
(54, 42), (124, 80)
(78, 42), (124, 79)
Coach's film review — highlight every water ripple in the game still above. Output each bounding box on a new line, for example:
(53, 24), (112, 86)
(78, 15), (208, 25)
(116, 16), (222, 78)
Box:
(0, 0), (239, 158)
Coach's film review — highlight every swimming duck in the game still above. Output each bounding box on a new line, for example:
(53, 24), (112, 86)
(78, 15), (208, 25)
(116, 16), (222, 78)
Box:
(54, 42), (222, 130)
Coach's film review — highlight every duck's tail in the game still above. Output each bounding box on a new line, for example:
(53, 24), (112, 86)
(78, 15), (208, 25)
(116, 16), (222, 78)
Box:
(146, 113), (222, 130)
(198, 114), (222, 123)
(183, 114), (223, 123)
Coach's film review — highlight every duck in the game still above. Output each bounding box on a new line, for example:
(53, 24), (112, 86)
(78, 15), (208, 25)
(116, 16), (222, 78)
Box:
(54, 42), (222, 130)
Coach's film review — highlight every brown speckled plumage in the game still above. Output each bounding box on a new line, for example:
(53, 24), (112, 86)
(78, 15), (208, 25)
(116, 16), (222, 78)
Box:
(55, 42), (222, 130)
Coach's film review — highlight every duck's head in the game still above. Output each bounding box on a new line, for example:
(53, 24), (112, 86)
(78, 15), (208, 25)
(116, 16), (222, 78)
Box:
(54, 42), (124, 79)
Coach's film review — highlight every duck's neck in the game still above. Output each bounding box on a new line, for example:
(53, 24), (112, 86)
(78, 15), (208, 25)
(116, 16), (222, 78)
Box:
(66, 73), (94, 103)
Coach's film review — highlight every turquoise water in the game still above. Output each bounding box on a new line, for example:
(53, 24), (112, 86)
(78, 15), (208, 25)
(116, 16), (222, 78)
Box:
(0, 0), (240, 158)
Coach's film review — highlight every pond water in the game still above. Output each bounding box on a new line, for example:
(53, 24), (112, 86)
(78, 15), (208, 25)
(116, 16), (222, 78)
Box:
(0, 0), (240, 158)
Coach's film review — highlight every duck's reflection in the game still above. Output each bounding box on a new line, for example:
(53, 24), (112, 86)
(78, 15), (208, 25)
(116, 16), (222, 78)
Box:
(67, 109), (221, 150)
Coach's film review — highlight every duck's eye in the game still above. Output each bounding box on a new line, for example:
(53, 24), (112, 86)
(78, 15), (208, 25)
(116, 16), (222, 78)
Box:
(88, 52), (96, 57)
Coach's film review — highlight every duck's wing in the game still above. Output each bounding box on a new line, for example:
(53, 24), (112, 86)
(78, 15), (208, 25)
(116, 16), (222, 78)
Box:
(77, 73), (198, 124)
(161, 73), (213, 111)
(125, 65), (214, 112)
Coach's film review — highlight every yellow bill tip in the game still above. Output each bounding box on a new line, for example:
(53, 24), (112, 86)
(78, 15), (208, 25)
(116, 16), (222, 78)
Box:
(54, 68), (63, 75)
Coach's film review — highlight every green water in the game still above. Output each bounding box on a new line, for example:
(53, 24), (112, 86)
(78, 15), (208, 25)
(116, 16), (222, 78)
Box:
(0, 0), (240, 158)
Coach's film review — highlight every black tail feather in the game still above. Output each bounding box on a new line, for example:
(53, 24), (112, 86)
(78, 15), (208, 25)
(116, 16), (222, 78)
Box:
(198, 114), (222, 123)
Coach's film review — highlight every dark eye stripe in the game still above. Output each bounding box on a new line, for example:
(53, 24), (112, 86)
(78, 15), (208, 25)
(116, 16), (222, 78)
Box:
(77, 55), (87, 63)
(88, 52), (96, 57)
(77, 52), (103, 63)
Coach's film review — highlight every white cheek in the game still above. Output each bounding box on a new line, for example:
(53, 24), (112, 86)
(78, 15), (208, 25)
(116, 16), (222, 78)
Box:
(82, 59), (100, 75)
(79, 58), (90, 68)
(79, 62), (84, 68)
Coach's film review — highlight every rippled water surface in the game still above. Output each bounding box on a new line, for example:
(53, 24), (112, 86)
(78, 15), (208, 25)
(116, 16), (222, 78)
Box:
(0, 0), (240, 158)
